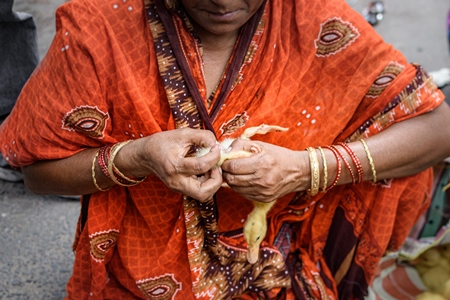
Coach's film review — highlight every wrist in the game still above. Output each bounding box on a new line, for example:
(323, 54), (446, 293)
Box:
(293, 150), (312, 193)
(110, 140), (148, 183)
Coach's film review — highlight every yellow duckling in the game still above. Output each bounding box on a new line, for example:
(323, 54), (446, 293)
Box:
(410, 246), (450, 296)
(442, 278), (450, 300)
(409, 247), (442, 275)
(416, 292), (448, 300)
(421, 264), (450, 296)
(415, 279), (450, 300)
(438, 243), (450, 262)
(196, 124), (289, 264)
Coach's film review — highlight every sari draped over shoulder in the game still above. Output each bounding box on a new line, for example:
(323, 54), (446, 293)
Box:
(0, 0), (444, 298)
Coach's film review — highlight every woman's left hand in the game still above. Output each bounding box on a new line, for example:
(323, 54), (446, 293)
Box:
(221, 139), (309, 203)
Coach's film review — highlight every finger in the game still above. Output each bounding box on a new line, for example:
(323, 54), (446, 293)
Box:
(187, 167), (223, 201)
(181, 144), (222, 175)
(200, 166), (223, 190)
(228, 139), (260, 153)
(223, 171), (258, 187)
(181, 128), (218, 148)
(221, 153), (260, 175)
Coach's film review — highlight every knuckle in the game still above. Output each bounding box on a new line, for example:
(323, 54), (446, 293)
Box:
(165, 161), (179, 175)
(227, 161), (239, 174)
(195, 160), (210, 173)
(226, 173), (236, 184)
(165, 178), (179, 190)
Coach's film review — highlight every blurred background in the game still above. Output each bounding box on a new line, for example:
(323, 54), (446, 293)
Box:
(352, 0), (450, 72)
(11, 0), (450, 71)
(1, 0), (450, 299)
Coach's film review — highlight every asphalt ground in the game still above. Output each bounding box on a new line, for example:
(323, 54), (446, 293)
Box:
(1, 0), (450, 299)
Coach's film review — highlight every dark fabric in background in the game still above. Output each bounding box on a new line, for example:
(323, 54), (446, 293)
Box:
(0, 0), (39, 118)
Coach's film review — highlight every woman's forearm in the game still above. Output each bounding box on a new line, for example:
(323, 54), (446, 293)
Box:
(363, 103), (450, 180)
(21, 148), (106, 195)
(333, 103), (450, 186)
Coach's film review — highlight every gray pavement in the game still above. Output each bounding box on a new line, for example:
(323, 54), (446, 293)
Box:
(1, 0), (450, 299)
(0, 181), (78, 299)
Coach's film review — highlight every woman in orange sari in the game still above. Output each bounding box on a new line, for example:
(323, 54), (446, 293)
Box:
(1, 0), (450, 299)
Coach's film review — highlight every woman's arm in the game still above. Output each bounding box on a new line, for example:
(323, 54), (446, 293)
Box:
(21, 128), (223, 201)
(221, 102), (450, 202)
(355, 102), (450, 180)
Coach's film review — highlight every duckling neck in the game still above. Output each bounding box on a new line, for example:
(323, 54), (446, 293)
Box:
(252, 200), (275, 215)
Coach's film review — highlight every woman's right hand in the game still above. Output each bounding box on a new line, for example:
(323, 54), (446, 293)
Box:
(117, 128), (223, 201)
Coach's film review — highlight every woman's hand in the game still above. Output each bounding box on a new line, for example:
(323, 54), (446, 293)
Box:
(119, 128), (223, 201)
(220, 139), (310, 203)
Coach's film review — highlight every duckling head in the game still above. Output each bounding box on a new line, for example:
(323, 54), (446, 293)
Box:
(243, 209), (268, 264)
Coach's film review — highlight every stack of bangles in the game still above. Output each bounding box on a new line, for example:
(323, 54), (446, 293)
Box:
(306, 139), (377, 196)
(91, 140), (147, 192)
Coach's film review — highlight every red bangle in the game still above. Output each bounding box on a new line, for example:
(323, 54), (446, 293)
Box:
(98, 144), (113, 178)
(337, 142), (363, 183)
(324, 146), (342, 191)
(330, 145), (356, 184)
(98, 143), (145, 186)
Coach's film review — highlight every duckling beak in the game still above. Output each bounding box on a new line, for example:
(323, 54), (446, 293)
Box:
(247, 246), (259, 264)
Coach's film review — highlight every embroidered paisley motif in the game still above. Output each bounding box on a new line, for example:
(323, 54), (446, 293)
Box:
(315, 17), (360, 57)
(220, 112), (250, 136)
(366, 62), (405, 98)
(89, 229), (119, 262)
(137, 274), (181, 300)
(62, 105), (109, 138)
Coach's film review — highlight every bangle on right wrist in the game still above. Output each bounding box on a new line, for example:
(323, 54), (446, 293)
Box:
(107, 140), (147, 187)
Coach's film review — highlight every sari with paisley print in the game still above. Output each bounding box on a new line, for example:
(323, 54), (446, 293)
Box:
(0, 0), (443, 299)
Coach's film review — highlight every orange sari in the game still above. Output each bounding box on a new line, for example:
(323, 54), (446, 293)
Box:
(0, 0), (444, 298)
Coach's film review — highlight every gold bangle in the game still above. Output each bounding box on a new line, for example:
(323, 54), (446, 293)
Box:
(112, 164), (146, 184)
(360, 139), (377, 183)
(306, 147), (320, 196)
(108, 140), (146, 186)
(317, 146), (328, 193)
(92, 151), (110, 192)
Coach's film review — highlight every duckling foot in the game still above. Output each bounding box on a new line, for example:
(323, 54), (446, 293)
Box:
(241, 124), (289, 140)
